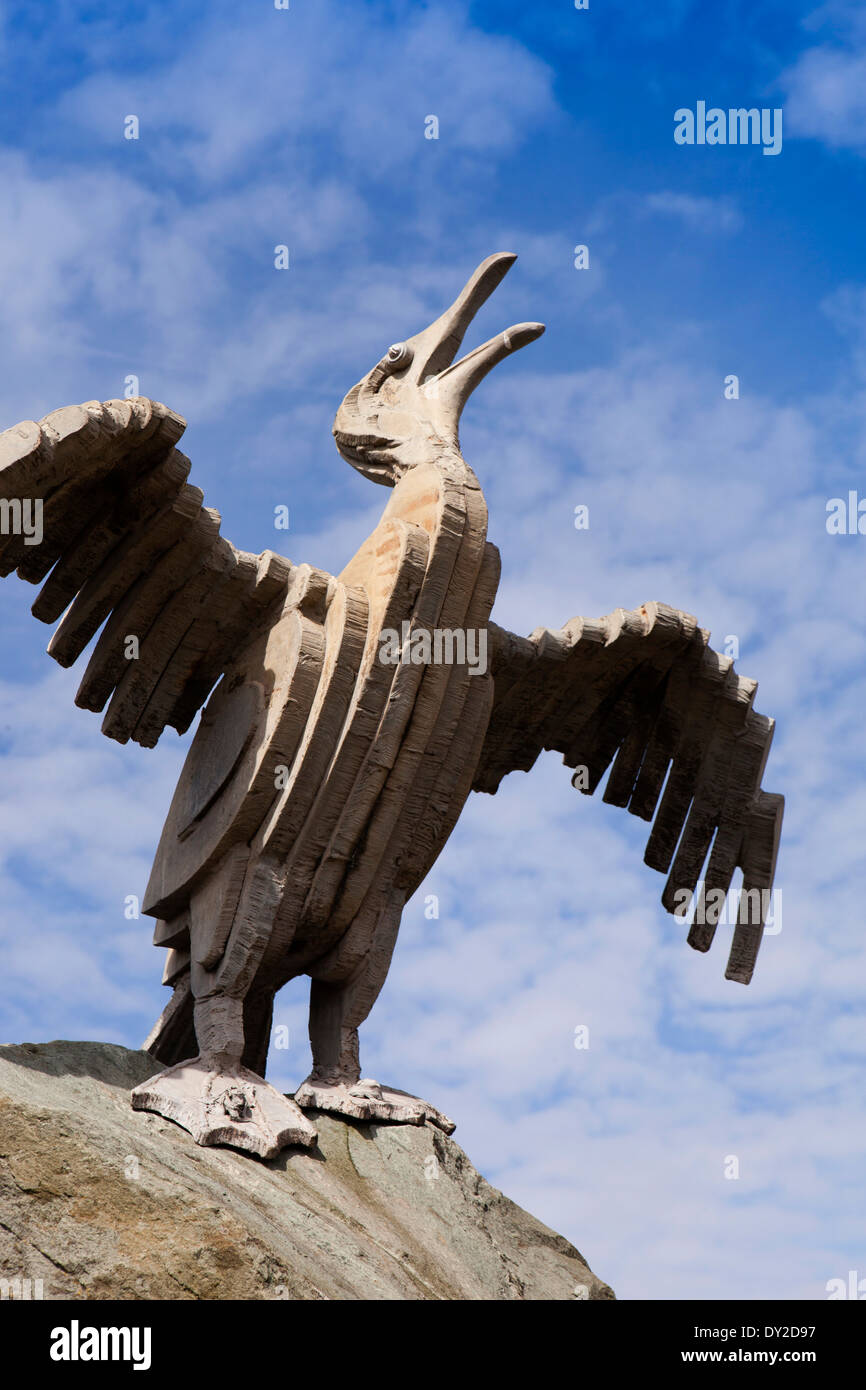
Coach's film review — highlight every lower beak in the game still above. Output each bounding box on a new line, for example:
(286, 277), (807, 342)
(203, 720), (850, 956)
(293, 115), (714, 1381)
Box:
(432, 321), (545, 418)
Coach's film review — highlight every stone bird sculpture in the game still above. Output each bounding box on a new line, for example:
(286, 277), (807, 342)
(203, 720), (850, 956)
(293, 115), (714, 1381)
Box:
(0, 255), (783, 1159)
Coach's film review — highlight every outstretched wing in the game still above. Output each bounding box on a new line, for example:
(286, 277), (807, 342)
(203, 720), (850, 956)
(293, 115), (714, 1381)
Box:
(473, 602), (783, 983)
(0, 398), (293, 747)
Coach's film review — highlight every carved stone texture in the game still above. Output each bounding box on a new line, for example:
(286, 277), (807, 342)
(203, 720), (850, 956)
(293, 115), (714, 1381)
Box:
(0, 255), (783, 1161)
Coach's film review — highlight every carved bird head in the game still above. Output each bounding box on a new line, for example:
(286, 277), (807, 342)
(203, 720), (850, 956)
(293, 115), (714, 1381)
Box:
(333, 253), (544, 484)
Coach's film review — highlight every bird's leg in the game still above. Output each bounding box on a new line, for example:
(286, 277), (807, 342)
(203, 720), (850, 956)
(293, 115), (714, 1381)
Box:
(132, 858), (317, 1159)
(295, 897), (455, 1134)
(133, 989), (317, 1159)
(295, 974), (455, 1136)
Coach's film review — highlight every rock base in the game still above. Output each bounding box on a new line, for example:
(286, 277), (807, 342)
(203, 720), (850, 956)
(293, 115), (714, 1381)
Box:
(0, 1041), (614, 1301)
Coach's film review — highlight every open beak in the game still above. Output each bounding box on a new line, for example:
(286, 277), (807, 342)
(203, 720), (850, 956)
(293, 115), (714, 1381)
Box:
(333, 252), (545, 481)
(413, 253), (545, 424)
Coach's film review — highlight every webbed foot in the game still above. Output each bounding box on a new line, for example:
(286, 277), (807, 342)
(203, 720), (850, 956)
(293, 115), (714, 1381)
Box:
(294, 1075), (455, 1134)
(131, 1056), (318, 1159)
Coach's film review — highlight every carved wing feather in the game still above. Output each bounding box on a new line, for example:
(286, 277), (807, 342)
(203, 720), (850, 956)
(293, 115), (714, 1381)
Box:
(474, 602), (783, 983)
(0, 398), (292, 747)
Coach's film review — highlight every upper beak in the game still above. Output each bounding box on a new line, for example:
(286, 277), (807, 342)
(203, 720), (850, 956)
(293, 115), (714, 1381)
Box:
(414, 253), (545, 424)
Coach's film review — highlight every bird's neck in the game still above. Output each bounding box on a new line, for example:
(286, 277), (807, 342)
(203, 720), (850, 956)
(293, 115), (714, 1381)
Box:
(428, 440), (482, 496)
(382, 441), (489, 570)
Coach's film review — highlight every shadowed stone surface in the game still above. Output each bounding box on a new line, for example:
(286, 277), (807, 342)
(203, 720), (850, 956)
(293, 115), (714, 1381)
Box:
(0, 1041), (614, 1301)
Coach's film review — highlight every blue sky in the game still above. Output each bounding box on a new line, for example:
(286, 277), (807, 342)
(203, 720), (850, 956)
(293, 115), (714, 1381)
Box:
(1, 0), (866, 1300)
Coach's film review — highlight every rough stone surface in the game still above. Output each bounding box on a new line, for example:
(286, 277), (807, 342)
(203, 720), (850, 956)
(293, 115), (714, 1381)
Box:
(0, 1041), (614, 1301)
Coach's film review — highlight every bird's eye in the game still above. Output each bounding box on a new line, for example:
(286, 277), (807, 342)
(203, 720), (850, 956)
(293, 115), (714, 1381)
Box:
(386, 342), (412, 369)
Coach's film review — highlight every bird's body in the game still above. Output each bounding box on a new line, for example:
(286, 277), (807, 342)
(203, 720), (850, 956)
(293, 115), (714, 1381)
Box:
(0, 255), (783, 1158)
(140, 447), (496, 1141)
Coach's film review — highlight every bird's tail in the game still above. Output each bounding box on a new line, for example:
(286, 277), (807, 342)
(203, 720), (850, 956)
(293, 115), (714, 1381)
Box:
(142, 975), (196, 1066)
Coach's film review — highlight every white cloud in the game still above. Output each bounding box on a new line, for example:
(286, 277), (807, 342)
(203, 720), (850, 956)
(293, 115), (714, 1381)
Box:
(643, 191), (744, 234)
(781, 10), (866, 152)
(57, 4), (556, 182)
(1, 0), (864, 1304)
(5, 316), (863, 1301)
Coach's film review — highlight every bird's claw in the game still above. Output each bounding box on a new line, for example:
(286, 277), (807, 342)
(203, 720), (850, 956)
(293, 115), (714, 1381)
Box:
(294, 1075), (455, 1134)
(132, 1056), (318, 1159)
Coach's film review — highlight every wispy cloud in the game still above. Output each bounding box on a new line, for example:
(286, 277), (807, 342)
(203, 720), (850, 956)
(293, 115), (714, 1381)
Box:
(0, 0), (863, 1303)
(781, 8), (866, 151)
(642, 191), (744, 234)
